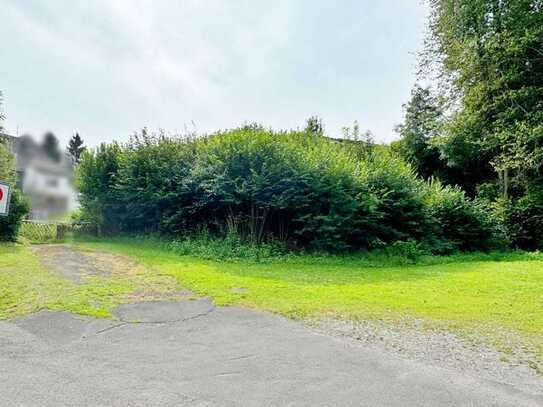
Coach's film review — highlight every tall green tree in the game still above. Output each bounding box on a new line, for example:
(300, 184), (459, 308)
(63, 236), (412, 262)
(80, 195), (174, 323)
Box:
(68, 133), (86, 164)
(425, 0), (543, 191)
(395, 85), (447, 181)
(425, 0), (543, 247)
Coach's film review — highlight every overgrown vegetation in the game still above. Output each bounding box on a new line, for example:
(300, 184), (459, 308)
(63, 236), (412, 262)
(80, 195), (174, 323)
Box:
(3, 2), (542, 254)
(0, 101), (29, 241)
(395, 0), (543, 250)
(77, 125), (500, 253)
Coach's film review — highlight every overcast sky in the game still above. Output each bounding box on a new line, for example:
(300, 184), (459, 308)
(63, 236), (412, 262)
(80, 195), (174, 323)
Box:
(1, 0), (429, 147)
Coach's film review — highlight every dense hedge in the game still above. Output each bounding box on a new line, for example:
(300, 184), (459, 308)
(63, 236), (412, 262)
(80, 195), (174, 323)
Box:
(77, 127), (503, 252)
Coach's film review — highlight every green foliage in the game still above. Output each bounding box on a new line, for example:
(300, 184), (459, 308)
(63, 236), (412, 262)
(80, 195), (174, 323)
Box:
(384, 240), (430, 262)
(82, 238), (543, 357)
(77, 126), (505, 252)
(179, 128), (379, 250)
(360, 153), (432, 245)
(0, 143), (29, 242)
(116, 130), (197, 233)
(76, 142), (123, 232)
(340, 120), (375, 160)
(0, 190), (30, 242)
(68, 133), (86, 164)
(0, 140), (16, 185)
(168, 231), (288, 262)
(0, 125), (28, 243)
(420, 0), (543, 247)
(304, 115), (324, 136)
(395, 85), (447, 180)
(497, 194), (543, 250)
(425, 180), (504, 253)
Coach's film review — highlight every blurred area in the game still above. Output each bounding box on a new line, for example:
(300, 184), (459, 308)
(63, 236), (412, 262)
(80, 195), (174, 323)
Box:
(0, 132), (79, 220)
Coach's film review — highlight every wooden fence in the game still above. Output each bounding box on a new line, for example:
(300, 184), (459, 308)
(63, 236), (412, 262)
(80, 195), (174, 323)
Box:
(20, 220), (98, 243)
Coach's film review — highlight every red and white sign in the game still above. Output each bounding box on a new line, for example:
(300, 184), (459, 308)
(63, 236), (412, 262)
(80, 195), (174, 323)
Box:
(0, 181), (11, 216)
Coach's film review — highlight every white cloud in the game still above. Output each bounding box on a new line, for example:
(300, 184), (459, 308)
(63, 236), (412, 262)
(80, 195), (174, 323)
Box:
(0, 0), (428, 147)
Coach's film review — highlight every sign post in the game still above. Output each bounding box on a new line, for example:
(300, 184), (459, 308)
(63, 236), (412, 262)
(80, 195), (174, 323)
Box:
(0, 181), (12, 217)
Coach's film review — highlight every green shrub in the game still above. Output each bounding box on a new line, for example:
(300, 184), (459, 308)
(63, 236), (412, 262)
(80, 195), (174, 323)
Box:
(76, 125), (507, 253)
(76, 142), (124, 233)
(0, 142), (29, 241)
(497, 194), (543, 250)
(168, 127), (380, 250)
(360, 153), (432, 245)
(425, 180), (504, 253)
(115, 131), (197, 233)
(0, 190), (30, 242)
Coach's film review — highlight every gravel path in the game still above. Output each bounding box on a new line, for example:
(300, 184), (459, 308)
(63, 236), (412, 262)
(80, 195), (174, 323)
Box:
(309, 318), (543, 396)
(31, 245), (116, 284)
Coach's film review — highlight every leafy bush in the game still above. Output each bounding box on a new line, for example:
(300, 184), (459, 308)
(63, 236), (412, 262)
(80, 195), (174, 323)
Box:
(0, 142), (29, 241)
(0, 190), (30, 242)
(497, 194), (543, 250)
(76, 126), (508, 253)
(115, 131), (197, 233)
(425, 180), (503, 253)
(76, 142), (124, 233)
(360, 153), (432, 245)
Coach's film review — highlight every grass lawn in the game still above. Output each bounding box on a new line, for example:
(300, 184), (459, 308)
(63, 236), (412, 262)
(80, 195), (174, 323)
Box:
(2, 238), (542, 356)
(0, 243), (182, 319)
(79, 238), (543, 355)
(0, 244), (69, 318)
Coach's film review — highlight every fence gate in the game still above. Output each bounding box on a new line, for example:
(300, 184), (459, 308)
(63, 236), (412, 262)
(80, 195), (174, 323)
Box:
(20, 220), (98, 243)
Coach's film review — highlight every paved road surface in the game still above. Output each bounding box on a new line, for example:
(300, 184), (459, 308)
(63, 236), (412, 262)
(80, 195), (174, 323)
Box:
(0, 298), (541, 407)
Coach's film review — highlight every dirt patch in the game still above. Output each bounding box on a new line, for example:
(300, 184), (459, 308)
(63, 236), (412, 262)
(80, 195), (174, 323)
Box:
(31, 245), (113, 284)
(309, 318), (543, 396)
(31, 244), (195, 303)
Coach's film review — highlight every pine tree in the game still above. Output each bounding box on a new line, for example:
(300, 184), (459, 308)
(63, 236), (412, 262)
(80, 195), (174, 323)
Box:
(395, 85), (444, 180)
(68, 133), (86, 164)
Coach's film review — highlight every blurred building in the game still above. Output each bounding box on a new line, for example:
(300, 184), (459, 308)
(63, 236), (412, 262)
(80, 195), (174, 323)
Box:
(0, 132), (79, 220)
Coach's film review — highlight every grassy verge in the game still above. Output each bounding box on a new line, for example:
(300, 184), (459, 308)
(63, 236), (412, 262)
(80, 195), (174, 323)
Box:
(2, 238), (542, 357)
(0, 244), (68, 318)
(79, 237), (543, 355)
(0, 243), (182, 319)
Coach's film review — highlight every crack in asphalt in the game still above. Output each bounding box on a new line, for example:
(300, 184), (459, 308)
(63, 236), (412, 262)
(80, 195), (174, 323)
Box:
(92, 307), (217, 336)
(94, 322), (129, 335)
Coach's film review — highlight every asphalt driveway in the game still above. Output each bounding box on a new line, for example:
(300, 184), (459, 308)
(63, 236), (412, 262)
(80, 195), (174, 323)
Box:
(1, 298), (541, 407)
